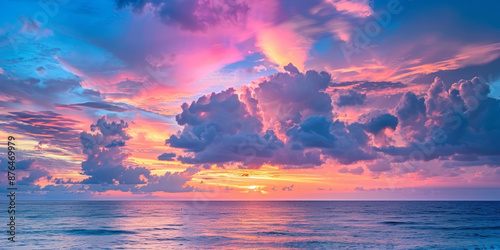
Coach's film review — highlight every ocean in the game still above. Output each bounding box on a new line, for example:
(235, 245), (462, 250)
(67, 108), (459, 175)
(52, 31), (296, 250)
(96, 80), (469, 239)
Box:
(4, 201), (500, 249)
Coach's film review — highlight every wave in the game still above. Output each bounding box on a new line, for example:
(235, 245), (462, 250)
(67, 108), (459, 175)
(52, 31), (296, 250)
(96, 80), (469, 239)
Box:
(380, 221), (417, 225)
(65, 229), (137, 235)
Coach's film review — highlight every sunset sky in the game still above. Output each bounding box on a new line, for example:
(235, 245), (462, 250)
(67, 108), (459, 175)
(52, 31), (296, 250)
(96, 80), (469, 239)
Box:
(1, 0), (500, 200)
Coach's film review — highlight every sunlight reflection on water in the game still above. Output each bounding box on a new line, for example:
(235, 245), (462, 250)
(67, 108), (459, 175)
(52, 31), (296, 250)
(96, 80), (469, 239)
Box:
(8, 201), (500, 249)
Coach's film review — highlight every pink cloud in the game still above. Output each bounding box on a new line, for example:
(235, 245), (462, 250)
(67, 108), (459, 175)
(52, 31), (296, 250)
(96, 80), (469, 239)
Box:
(325, 0), (373, 18)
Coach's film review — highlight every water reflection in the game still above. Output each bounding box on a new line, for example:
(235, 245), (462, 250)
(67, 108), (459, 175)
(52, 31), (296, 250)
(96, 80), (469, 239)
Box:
(12, 201), (500, 249)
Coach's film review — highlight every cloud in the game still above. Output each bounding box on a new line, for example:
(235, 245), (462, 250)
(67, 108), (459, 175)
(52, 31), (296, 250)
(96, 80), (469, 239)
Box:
(282, 184), (294, 191)
(284, 63), (300, 74)
(56, 102), (129, 112)
(0, 158), (51, 187)
(326, 0), (372, 18)
(140, 166), (199, 192)
(363, 113), (398, 135)
(18, 169), (51, 186)
(256, 23), (313, 71)
(167, 87), (270, 166)
(115, 0), (250, 32)
(79, 116), (149, 185)
(14, 159), (37, 171)
(352, 81), (407, 92)
(254, 67), (333, 133)
(336, 90), (367, 106)
(287, 116), (336, 149)
(379, 77), (500, 166)
(79, 116), (199, 193)
(366, 159), (392, 172)
(395, 91), (427, 141)
(167, 65), (377, 167)
(0, 111), (81, 150)
(0, 76), (101, 109)
(320, 120), (376, 164)
(158, 152), (176, 161)
(338, 166), (364, 175)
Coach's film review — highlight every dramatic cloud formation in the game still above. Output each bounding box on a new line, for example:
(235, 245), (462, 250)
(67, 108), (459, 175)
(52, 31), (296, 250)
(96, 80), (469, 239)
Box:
(79, 116), (199, 192)
(1, 0), (500, 199)
(380, 77), (500, 167)
(168, 67), (500, 175)
(167, 65), (377, 167)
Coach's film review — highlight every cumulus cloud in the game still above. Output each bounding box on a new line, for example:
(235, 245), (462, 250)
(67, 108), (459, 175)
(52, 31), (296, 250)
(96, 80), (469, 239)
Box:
(254, 66), (333, 133)
(394, 91), (427, 141)
(167, 64), (377, 167)
(0, 158), (51, 188)
(139, 166), (199, 192)
(80, 116), (149, 185)
(79, 116), (199, 192)
(363, 113), (398, 135)
(380, 77), (500, 167)
(287, 116), (336, 149)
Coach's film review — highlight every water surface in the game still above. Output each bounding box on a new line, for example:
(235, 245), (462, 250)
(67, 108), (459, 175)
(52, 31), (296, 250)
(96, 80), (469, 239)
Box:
(5, 201), (500, 249)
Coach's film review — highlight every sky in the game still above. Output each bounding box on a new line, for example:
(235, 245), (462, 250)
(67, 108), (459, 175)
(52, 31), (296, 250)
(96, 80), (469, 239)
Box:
(0, 0), (499, 200)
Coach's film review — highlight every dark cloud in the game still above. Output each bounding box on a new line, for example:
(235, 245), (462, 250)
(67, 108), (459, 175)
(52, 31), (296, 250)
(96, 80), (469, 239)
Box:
(0, 111), (81, 150)
(254, 66), (333, 133)
(115, 0), (250, 32)
(175, 130), (285, 167)
(14, 159), (37, 171)
(282, 184), (294, 191)
(363, 113), (398, 134)
(336, 90), (367, 106)
(395, 91), (427, 141)
(441, 156), (500, 168)
(167, 65), (379, 167)
(105, 139), (126, 148)
(18, 169), (51, 186)
(158, 152), (176, 161)
(284, 63), (300, 74)
(56, 102), (128, 112)
(320, 120), (376, 164)
(353, 81), (407, 92)
(287, 116), (336, 149)
(79, 116), (199, 193)
(338, 166), (364, 175)
(103, 79), (155, 100)
(367, 160), (392, 172)
(0, 158), (51, 187)
(79, 116), (149, 185)
(167, 87), (273, 166)
(331, 81), (407, 92)
(379, 77), (500, 165)
(0, 76), (101, 109)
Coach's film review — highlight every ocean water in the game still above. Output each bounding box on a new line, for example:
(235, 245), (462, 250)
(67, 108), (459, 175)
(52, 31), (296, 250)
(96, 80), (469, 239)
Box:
(3, 201), (500, 249)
